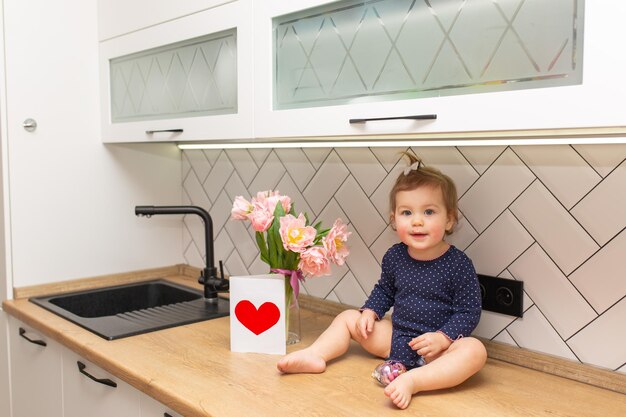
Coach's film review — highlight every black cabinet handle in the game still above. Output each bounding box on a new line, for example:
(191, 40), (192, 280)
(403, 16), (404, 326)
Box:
(19, 327), (47, 347)
(349, 114), (437, 123)
(164, 413), (173, 417)
(77, 361), (117, 388)
(145, 129), (184, 134)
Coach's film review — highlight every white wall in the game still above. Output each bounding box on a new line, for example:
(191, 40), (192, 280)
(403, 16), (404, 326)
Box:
(1, 0), (184, 289)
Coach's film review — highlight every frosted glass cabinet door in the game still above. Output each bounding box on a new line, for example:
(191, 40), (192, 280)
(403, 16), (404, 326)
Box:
(255, 0), (626, 139)
(100, 0), (254, 143)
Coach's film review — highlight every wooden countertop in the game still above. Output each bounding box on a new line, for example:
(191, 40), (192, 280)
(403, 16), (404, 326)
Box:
(3, 270), (626, 417)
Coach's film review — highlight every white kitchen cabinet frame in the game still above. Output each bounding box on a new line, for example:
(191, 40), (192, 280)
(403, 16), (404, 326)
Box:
(8, 315), (183, 417)
(254, 0), (626, 139)
(100, 0), (254, 143)
(8, 317), (63, 417)
(98, 0), (236, 41)
(140, 393), (183, 417)
(63, 349), (142, 417)
(0, 313), (9, 417)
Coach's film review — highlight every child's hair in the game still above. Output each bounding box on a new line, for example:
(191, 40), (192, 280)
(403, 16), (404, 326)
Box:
(389, 152), (459, 235)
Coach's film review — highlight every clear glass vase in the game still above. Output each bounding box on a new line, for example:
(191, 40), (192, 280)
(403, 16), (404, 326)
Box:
(285, 278), (301, 345)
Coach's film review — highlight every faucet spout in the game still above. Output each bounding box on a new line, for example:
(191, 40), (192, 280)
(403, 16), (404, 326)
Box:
(135, 205), (228, 300)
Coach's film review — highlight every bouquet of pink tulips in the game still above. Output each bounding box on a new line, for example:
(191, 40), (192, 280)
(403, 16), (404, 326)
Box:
(231, 190), (350, 343)
(230, 190), (350, 288)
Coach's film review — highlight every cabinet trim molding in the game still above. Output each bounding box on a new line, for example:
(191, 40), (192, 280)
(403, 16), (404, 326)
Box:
(177, 126), (626, 149)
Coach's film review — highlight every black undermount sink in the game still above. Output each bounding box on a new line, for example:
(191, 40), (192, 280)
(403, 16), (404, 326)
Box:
(30, 280), (229, 340)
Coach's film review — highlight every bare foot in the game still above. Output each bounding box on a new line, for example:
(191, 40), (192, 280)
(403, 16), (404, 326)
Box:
(384, 372), (417, 409)
(277, 349), (326, 374)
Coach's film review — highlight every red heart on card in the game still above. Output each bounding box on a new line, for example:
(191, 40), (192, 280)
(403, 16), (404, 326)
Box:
(235, 300), (280, 335)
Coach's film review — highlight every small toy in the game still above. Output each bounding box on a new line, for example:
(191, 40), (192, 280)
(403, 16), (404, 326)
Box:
(371, 360), (407, 386)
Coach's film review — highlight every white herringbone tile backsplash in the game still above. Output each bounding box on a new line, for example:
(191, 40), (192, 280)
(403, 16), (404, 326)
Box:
(182, 144), (626, 373)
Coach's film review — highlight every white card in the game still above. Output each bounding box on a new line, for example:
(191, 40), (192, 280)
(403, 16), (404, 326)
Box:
(229, 274), (286, 355)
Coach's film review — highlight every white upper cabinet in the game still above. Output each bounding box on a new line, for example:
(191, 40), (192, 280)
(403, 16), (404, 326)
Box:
(254, 0), (626, 139)
(98, 0), (626, 142)
(99, 0), (253, 143)
(97, 0), (236, 41)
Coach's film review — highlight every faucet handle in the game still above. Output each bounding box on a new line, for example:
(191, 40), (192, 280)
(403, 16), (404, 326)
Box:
(198, 263), (229, 294)
(218, 260), (225, 280)
(215, 260), (229, 292)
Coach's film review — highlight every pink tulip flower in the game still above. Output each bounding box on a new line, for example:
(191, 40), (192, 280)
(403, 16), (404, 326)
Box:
(323, 219), (351, 265)
(253, 190), (291, 216)
(277, 194), (292, 214)
(231, 196), (253, 220)
(299, 246), (331, 277)
(279, 214), (316, 253)
(248, 201), (274, 232)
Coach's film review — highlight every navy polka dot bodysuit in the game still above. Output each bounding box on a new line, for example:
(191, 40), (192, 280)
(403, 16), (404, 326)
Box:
(361, 243), (481, 369)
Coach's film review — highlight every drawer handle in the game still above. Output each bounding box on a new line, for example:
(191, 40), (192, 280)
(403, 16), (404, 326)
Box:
(164, 413), (173, 417)
(77, 361), (118, 388)
(19, 327), (47, 347)
(349, 114), (437, 124)
(145, 129), (184, 134)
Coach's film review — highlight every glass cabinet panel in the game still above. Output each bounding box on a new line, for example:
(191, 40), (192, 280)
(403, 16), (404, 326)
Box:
(273, 0), (584, 109)
(110, 28), (237, 122)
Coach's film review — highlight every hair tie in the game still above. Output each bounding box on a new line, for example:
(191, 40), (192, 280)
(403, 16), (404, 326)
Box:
(403, 161), (422, 175)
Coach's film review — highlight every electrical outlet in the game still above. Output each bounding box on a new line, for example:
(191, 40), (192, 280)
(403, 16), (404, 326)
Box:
(477, 274), (524, 317)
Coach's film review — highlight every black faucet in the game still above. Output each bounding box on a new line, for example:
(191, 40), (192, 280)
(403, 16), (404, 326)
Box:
(135, 205), (229, 302)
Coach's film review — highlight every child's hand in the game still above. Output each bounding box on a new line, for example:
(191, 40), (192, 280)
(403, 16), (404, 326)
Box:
(409, 332), (452, 359)
(356, 309), (377, 339)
